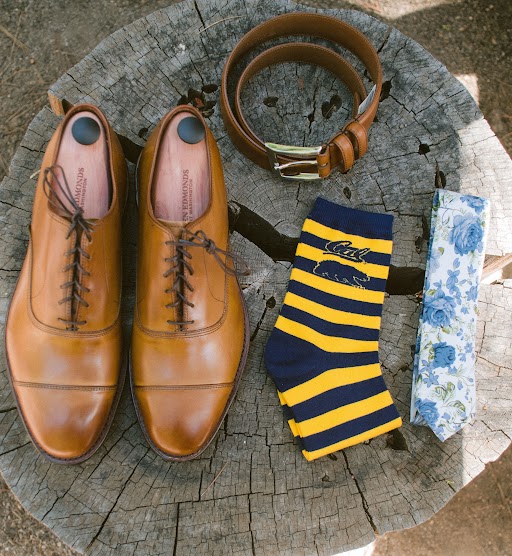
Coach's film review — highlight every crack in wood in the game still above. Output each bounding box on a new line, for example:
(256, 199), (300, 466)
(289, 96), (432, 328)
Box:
(0, 441), (31, 458)
(172, 501), (180, 556)
(418, 143), (430, 155)
(247, 491), (256, 556)
(0, 200), (30, 213)
(376, 26), (393, 54)
(250, 295), (275, 342)
(435, 162), (446, 189)
(193, 0), (206, 28)
(85, 420), (140, 479)
(380, 80), (392, 102)
(386, 428), (409, 452)
(342, 451), (379, 536)
(41, 484), (72, 522)
(85, 448), (149, 552)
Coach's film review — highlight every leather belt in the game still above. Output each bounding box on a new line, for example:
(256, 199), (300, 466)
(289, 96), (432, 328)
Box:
(220, 12), (382, 180)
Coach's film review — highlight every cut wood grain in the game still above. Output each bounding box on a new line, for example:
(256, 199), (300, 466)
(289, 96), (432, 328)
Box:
(1, 0), (511, 555)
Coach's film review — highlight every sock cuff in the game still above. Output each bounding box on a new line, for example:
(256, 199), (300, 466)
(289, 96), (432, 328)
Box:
(307, 197), (394, 241)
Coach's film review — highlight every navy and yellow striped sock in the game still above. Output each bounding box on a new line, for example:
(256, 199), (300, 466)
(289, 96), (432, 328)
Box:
(264, 198), (402, 461)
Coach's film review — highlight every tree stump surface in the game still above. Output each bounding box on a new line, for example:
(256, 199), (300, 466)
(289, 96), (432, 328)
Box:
(1, 0), (512, 554)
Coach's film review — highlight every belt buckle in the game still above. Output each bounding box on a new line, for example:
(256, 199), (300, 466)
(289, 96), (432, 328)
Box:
(264, 142), (323, 180)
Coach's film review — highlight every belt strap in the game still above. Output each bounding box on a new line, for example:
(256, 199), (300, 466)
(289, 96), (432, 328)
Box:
(220, 12), (382, 180)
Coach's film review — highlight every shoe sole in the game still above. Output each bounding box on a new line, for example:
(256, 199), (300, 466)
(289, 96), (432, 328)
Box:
(129, 283), (251, 462)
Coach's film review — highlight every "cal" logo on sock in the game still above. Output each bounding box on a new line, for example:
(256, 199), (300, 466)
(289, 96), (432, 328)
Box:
(323, 240), (370, 262)
(313, 240), (371, 288)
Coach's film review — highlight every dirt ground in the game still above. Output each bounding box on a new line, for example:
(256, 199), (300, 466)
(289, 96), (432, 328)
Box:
(0, 0), (511, 554)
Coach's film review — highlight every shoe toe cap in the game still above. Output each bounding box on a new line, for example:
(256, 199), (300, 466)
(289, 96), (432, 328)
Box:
(15, 385), (116, 462)
(135, 386), (232, 459)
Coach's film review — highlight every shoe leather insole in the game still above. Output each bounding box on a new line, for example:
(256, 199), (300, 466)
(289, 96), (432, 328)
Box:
(152, 112), (209, 227)
(53, 111), (111, 219)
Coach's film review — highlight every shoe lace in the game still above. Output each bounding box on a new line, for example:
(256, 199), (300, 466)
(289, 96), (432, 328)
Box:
(42, 166), (94, 331)
(164, 229), (249, 326)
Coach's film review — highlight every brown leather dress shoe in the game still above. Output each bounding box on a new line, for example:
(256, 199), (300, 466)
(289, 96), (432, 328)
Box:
(131, 105), (250, 461)
(5, 104), (127, 464)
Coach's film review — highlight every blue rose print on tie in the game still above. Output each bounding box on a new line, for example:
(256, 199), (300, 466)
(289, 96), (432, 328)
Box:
(429, 247), (442, 272)
(467, 285), (479, 302)
(461, 195), (486, 214)
(414, 399), (440, 425)
(432, 342), (456, 368)
(449, 214), (484, 255)
(424, 365), (440, 387)
(446, 269), (460, 293)
(422, 289), (456, 328)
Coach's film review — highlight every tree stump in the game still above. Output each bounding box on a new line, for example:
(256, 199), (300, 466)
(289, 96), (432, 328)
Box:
(1, 0), (512, 554)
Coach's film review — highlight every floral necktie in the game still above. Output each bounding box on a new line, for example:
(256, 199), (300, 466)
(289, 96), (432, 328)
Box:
(410, 189), (490, 441)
